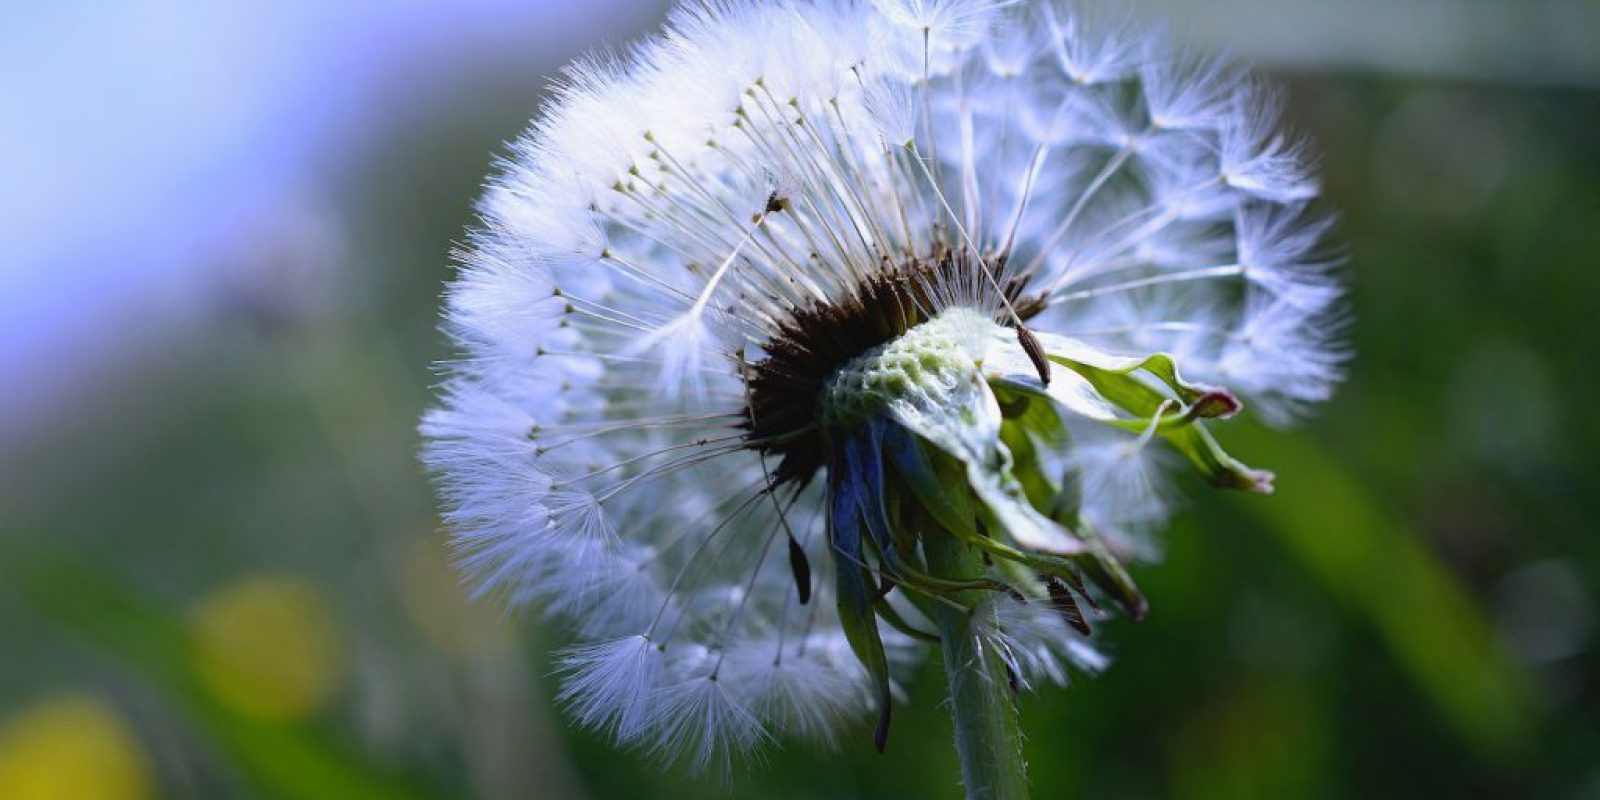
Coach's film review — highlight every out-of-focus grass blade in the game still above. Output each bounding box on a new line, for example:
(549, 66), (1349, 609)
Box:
(0, 542), (443, 800)
(1229, 427), (1538, 760)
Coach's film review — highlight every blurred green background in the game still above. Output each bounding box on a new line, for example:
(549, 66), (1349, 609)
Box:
(1, 1), (1597, 798)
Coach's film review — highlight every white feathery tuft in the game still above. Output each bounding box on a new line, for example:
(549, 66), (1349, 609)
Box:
(1067, 422), (1175, 529)
(986, 595), (1109, 689)
(649, 657), (770, 773)
(557, 635), (666, 742)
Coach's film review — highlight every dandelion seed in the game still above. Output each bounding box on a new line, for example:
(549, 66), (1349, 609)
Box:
(423, 0), (1345, 779)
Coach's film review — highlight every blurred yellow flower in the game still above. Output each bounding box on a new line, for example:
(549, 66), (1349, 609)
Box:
(189, 574), (343, 721)
(0, 694), (153, 800)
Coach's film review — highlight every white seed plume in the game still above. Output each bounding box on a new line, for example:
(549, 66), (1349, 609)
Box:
(423, 0), (1345, 768)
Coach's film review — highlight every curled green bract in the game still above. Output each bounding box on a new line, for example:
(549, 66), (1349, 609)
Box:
(819, 308), (1272, 747)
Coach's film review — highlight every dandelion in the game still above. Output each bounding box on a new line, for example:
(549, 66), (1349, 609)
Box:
(423, 0), (1344, 794)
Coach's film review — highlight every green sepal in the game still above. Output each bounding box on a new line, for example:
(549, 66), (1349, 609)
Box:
(826, 440), (894, 753)
(880, 370), (1087, 554)
(847, 426), (1008, 596)
(982, 327), (1270, 492)
(1077, 534), (1149, 621)
(883, 423), (1089, 582)
(993, 384), (1075, 517)
(1040, 351), (1272, 494)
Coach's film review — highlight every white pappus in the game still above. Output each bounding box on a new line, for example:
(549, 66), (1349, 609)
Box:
(422, 0), (1345, 772)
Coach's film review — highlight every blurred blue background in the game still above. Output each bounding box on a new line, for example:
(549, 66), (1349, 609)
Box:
(1, 1), (1597, 797)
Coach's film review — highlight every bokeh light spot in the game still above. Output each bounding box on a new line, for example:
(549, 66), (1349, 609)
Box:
(189, 574), (343, 721)
(0, 694), (154, 800)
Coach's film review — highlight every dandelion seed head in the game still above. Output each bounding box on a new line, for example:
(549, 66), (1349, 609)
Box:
(424, 0), (1345, 769)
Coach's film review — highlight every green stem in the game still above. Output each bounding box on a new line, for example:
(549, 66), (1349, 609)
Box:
(923, 531), (1032, 800)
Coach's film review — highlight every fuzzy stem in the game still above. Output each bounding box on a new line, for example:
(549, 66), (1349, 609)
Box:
(923, 531), (1032, 800)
